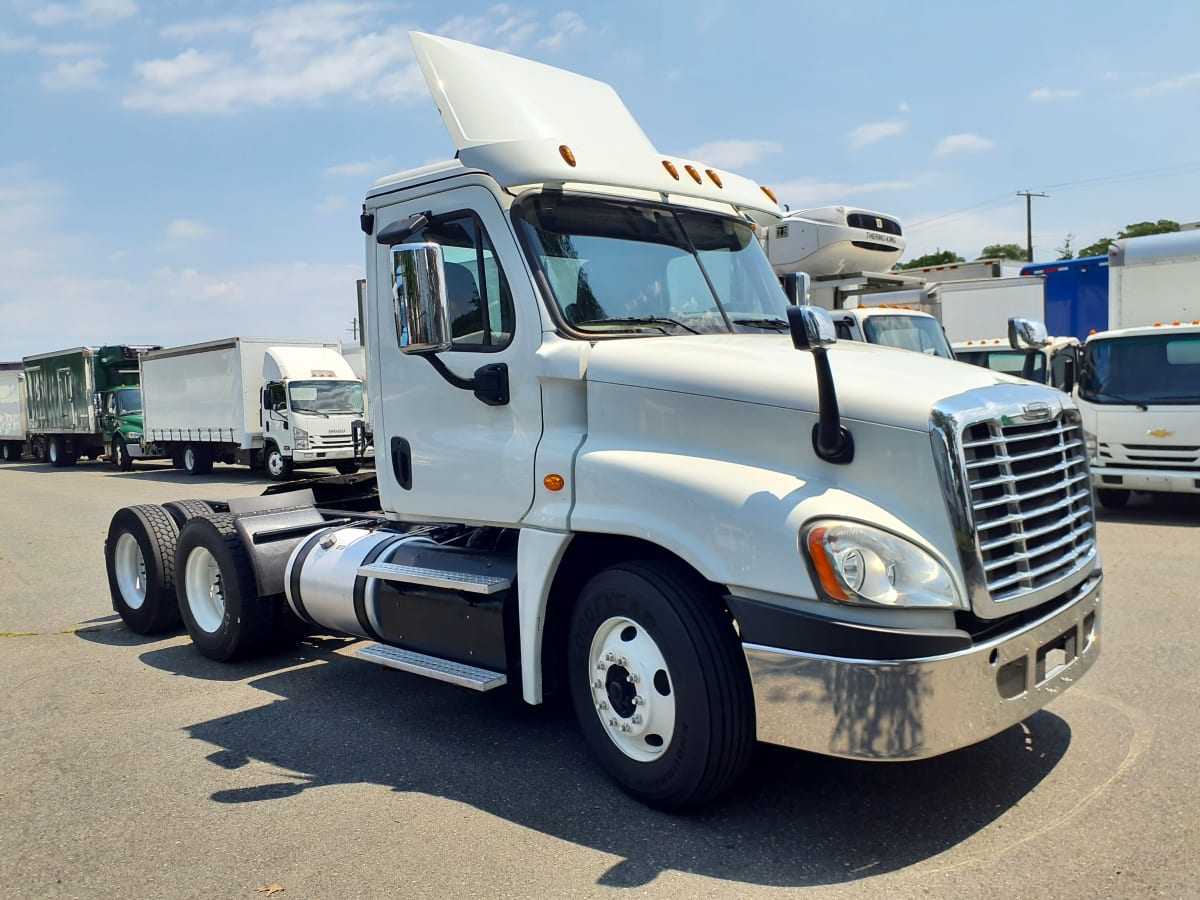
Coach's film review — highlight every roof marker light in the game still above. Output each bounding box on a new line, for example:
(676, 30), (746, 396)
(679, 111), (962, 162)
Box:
(662, 160), (680, 180)
(705, 169), (723, 188)
(559, 145), (577, 167)
(684, 164), (702, 184)
(761, 185), (778, 203)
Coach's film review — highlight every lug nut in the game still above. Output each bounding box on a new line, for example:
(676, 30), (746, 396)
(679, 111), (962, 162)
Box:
(604, 651), (615, 661)
(626, 673), (640, 684)
(593, 679), (602, 689)
(608, 718), (618, 727)
(632, 695), (645, 706)
(598, 701), (608, 711)
(617, 657), (627, 667)
(620, 724), (632, 733)
(632, 714), (643, 725)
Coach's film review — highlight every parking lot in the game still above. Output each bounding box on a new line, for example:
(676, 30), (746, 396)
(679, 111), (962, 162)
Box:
(1, 459), (1197, 899)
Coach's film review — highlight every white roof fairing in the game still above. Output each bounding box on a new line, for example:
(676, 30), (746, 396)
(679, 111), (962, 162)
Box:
(404, 32), (782, 223)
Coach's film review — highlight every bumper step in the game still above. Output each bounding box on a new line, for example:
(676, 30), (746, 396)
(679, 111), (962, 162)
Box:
(356, 561), (511, 594)
(355, 643), (507, 691)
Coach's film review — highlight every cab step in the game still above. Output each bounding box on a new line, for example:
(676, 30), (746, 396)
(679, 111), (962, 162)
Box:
(355, 643), (507, 691)
(355, 561), (511, 595)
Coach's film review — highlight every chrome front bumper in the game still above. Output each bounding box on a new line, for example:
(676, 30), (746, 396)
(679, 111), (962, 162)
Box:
(744, 575), (1101, 760)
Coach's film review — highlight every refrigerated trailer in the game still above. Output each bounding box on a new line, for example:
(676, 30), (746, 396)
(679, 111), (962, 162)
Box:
(139, 337), (369, 480)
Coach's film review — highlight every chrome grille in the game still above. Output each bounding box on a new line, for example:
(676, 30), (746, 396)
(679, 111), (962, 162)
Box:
(961, 413), (1096, 603)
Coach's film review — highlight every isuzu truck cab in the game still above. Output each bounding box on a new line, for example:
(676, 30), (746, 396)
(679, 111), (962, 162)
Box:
(104, 33), (1102, 810)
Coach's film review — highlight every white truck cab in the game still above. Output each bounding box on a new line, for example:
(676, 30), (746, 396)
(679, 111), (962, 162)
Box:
(105, 33), (1102, 810)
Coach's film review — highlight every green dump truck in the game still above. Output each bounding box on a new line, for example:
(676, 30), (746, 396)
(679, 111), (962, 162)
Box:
(22, 345), (159, 468)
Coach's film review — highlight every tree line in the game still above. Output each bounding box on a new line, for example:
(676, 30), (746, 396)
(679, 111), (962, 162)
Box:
(897, 219), (1182, 270)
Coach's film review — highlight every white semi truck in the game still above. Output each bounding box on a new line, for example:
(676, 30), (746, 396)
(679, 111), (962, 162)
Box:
(1077, 230), (1200, 508)
(139, 337), (370, 480)
(103, 33), (1102, 810)
(0, 362), (28, 462)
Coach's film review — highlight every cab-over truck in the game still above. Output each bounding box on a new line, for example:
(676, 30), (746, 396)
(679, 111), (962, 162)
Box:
(103, 33), (1102, 809)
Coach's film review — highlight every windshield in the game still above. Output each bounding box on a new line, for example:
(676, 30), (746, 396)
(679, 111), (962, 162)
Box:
(861, 315), (955, 359)
(114, 388), (142, 415)
(1081, 333), (1200, 405)
(956, 348), (1047, 382)
(515, 194), (789, 335)
(288, 380), (364, 415)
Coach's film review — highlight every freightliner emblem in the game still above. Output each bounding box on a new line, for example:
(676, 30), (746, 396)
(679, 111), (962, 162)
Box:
(1022, 401), (1052, 420)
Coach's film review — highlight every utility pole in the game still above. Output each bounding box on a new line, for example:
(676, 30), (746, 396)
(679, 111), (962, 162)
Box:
(1017, 190), (1048, 262)
(346, 317), (359, 342)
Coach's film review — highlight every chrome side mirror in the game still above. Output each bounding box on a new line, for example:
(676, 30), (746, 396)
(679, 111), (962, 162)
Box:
(392, 242), (451, 355)
(1008, 317), (1049, 350)
(787, 304), (838, 350)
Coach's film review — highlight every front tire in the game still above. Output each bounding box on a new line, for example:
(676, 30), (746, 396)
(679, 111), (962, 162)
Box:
(265, 445), (293, 481)
(567, 560), (755, 810)
(104, 505), (183, 634)
(176, 514), (277, 661)
(112, 437), (133, 471)
(334, 460), (360, 475)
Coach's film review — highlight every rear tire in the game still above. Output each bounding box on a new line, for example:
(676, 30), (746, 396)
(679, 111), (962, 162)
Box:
(176, 514), (278, 661)
(104, 504), (183, 634)
(162, 499), (216, 530)
(334, 460), (360, 475)
(48, 436), (76, 468)
(567, 560), (755, 810)
(1097, 488), (1131, 509)
(183, 444), (214, 476)
(0, 442), (19, 462)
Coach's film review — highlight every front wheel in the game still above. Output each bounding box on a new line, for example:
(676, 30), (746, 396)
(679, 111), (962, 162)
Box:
(567, 560), (755, 810)
(176, 514), (275, 661)
(334, 460), (360, 475)
(104, 505), (182, 634)
(265, 445), (293, 481)
(112, 437), (133, 471)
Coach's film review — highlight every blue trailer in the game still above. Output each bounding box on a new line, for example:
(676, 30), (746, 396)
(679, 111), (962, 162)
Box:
(1020, 256), (1108, 341)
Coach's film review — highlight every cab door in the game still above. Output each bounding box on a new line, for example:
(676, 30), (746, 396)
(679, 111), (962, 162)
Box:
(369, 185), (542, 525)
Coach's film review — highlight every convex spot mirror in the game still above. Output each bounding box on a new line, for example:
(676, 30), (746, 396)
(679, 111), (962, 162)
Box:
(391, 242), (452, 355)
(1008, 317), (1049, 350)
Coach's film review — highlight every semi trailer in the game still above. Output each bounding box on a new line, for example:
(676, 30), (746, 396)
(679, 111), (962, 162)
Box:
(0, 362), (28, 461)
(104, 33), (1102, 810)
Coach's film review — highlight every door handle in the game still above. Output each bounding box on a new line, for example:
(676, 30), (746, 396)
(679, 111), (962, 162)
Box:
(391, 436), (412, 490)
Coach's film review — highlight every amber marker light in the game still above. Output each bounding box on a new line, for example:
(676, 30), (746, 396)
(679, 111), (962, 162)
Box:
(705, 169), (723, 187)
(543, 474), (565, 492)
(805, 527), (850, 602)
(761, 185), (778, 203)
(662, 160), (680, 180)
(559, 145), (577, 167)
(684, 164), (702, 184)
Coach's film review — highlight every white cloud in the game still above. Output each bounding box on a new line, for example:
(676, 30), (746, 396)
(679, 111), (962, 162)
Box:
(124, 4), (589, 114)
(934, 133), (995, 156)
(31, 0), (138, 27)
(848, 120), (906, 148)
(1, 30), (36, 52)
(683, 139), (783, 169)
(1030, 87), (1080, 101)
(166, 219), (209, 240)
(41, 56), (106, 90)
(1129, 70), (1200, 97)
(325, 160), (382, 177)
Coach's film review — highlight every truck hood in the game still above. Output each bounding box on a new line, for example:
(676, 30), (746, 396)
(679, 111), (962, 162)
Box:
(583, 334), (1027, 431)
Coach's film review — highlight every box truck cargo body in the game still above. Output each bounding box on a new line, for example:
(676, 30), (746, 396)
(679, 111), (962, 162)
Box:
(140, 337), (368, 480)
(0, 363), (28, 461)
(21, 345), (157, 467)
(1021, 256), (1108, 341)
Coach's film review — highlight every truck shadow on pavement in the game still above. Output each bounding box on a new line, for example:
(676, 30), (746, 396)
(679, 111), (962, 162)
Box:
(1094, 492), (1200, 526)
(115, 634), (1073, 889)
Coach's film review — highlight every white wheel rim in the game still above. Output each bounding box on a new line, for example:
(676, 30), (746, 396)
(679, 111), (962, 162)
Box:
(267, 451), (284, 476)
(113, 533), (147, 610)
(184, 448), (195, 470)
(185, 546), (225, 634)
(587, 615), (675, 762)
(49, 441), (58, 463)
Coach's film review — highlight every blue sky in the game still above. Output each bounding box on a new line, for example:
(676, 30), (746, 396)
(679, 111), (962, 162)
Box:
(2, 0), (1199, 360)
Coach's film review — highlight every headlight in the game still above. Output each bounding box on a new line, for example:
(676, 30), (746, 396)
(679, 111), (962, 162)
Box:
(294, 427), (309, 450)
(803, 520), (962, 609)
(1083, 429), (1098, 461)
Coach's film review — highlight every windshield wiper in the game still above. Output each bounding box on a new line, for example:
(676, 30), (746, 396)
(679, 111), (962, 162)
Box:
(574, 316), (700, 335)
(1088, 387), (1149, 411)
(731, 317), (789, 331)
(294, 409), (331, 418)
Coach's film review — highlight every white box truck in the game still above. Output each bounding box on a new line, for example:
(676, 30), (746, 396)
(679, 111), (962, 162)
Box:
(140, 337), (369, 480)
(0, 362), (28, 462)
(104, 33), (1102, 810)
(1076, 230), (1200, 507)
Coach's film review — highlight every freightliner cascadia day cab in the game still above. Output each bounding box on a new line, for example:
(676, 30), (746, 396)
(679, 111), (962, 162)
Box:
(103, 33), (1102, 809)
(22, 344), (159, 467)
(1076, 230), (1200, 509)
(138, 337), (370, 480)
(0, 362), (29, 461)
